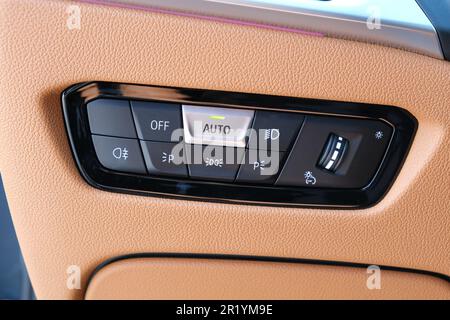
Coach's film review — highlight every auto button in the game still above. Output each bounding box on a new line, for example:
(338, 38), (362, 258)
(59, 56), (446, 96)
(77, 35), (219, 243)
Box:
(182, 105), (254, 148)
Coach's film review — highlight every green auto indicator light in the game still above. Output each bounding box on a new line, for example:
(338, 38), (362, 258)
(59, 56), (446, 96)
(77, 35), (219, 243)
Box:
(209, 115), (225, 120)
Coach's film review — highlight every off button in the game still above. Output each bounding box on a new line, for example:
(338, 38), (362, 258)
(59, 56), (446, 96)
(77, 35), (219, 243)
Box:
(131, 101), (183, 142)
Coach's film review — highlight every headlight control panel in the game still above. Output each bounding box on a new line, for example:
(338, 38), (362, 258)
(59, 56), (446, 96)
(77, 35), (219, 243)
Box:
(62, 82), (416, 208)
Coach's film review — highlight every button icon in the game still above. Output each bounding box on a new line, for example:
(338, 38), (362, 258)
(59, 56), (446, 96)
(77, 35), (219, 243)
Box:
(304, 171), (317, 185)
(150, 120), (170, 131)
(205, 157), (223, 168)
(264, 129), (280, 141)
(253, 160), (266, 171)
(161, 152), (175, 164)
(112, 147), (129, 160)
(375, 131), (384, 140)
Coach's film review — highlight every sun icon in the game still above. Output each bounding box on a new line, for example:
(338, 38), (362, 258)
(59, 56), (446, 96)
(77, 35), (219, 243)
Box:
(375, 131), (384, 140)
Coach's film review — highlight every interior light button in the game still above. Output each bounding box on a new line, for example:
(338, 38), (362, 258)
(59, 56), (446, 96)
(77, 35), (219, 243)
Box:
(276, 116), (393, 188)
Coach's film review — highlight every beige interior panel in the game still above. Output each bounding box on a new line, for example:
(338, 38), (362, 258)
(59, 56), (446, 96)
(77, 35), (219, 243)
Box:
(0, 0), (449, 299)
(85, 258), (450, 300)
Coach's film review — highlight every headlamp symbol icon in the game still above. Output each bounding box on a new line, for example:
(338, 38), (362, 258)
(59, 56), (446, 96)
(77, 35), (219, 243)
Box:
(112, 147), (129, 160)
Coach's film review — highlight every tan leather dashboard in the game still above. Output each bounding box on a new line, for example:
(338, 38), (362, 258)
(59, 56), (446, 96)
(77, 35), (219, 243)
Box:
(0, 0), (449, 299)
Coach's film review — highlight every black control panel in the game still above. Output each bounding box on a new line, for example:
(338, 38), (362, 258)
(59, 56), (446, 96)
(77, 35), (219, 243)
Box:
(62, 82), (416, 208)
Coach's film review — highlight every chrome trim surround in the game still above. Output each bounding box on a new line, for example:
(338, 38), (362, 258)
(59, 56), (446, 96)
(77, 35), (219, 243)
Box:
(97, 0), (444, 59)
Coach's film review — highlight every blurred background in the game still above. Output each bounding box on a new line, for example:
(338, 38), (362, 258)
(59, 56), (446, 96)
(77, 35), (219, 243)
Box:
(0, 175), (34, 300)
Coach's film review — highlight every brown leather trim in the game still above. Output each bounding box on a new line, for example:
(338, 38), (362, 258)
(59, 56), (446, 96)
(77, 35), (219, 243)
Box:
(87, 253), (450, 288)
(85, 255), (450, 299)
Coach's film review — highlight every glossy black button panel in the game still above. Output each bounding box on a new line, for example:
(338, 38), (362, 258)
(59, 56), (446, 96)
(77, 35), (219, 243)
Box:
(91, 135), (146, 174)
(87, 99), (137, 138)
(63, 82), (416, 207)
(87, 99), (393, 187)
(247, 111), (304, 151)
(276, 116), (393, 189)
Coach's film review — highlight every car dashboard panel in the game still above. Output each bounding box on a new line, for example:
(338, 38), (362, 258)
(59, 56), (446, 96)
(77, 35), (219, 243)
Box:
(0, 0), (449, 300)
